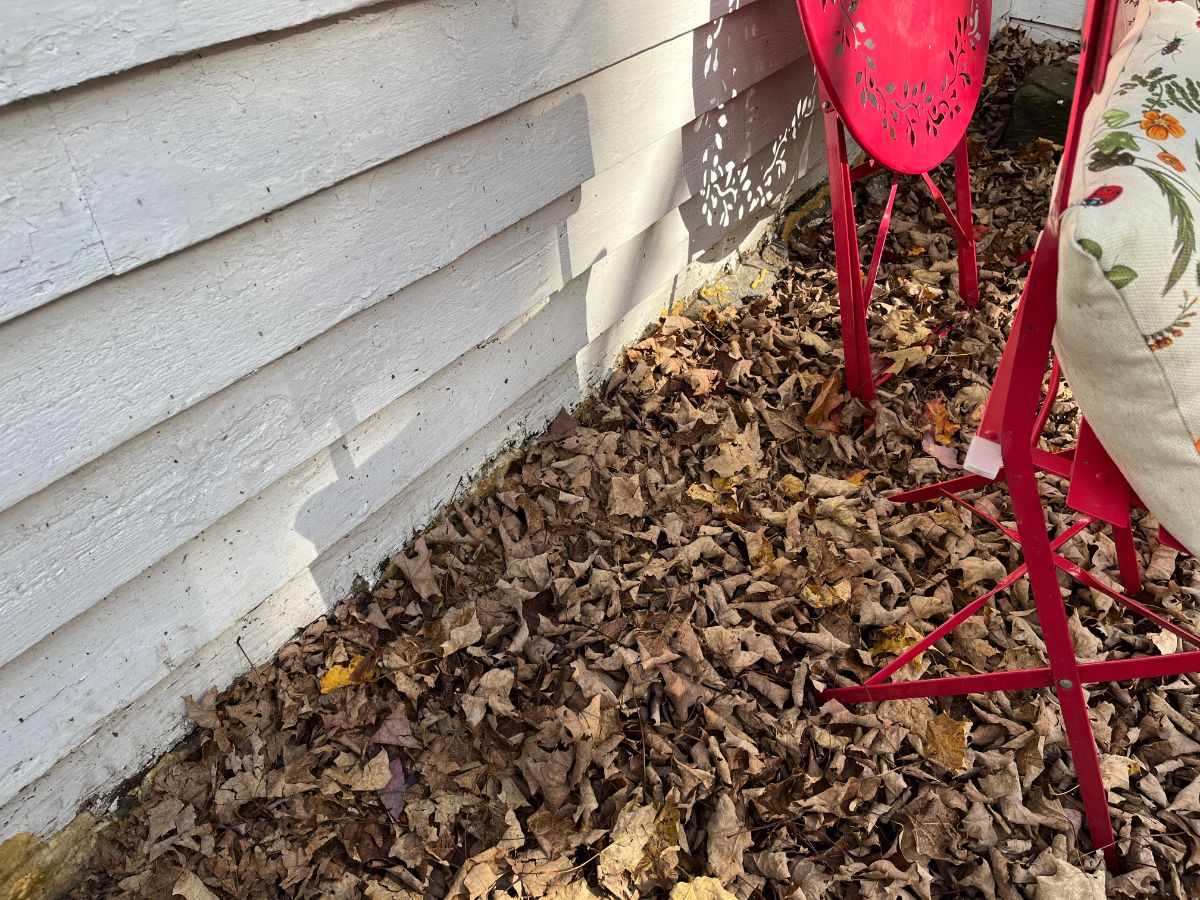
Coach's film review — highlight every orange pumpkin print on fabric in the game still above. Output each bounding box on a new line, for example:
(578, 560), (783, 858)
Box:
(1141, 110), (1186, 139)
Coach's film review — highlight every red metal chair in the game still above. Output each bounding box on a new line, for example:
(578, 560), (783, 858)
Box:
(794, 0), (991, 403)
(821, 0), (1200, 871)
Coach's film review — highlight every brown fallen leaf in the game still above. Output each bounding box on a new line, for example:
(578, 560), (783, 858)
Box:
(669, 878), (737, 900)
(926, 713), (970, 773)
(172, 871), (219, 900)
(378, 757), (412, 820)
(804, 372), (843, 434)
(1034, 857), (1106, 900)
(924, 397), (961, 444)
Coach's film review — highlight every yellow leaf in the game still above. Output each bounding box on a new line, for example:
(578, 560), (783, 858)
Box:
(924, 398), (961, 445)
(710, 475), (742, 494)
(750, 267), (769, 290)
(686, 483), (738, 514)
(926, 713), (969, 772)
(319, 655), (378, 694)
(751, 540), (776, 567)
(870, 624), (923, 657)
(802, 580), (852, 609)
(777, 474), (806, 500)
(846, 469), (868, 486)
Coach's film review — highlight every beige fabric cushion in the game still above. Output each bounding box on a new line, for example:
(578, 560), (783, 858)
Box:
(1056, 0), (1200, 555)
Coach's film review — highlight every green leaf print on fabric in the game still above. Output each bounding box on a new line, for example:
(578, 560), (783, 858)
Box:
(1106, 264), (1139, 289)
(1140, 166), (1197, 293)
(1103, 108), (1132, 128)
(1078, 239), (1104, 260)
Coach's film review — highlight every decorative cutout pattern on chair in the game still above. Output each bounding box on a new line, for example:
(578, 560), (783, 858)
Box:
(1056, 0), (1200, 555)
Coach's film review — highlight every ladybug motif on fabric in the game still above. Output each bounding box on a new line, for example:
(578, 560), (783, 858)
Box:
(1077, 185), (1125, 207)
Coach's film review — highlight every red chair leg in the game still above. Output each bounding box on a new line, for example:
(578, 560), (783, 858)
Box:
(1003, 242), (1120, 870)
(1113, 523), (1144, 596)
(953, 134), (981, 309)
(821, 95), (875, 405)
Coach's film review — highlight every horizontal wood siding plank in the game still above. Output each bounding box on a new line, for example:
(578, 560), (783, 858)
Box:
(0, 104), (113, 318)
(0, 57), (816, 677)
(0, 4), (804, 508)
(0, 0), (379, 106)
(1011, 0), (1084, 30)
(0, 131), (822, 815)
(4, 0), (788, 320)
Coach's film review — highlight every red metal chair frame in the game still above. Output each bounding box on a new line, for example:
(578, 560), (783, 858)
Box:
(821, 0), (1200, 871)
(822, 111), (981, 404)
(795, 0), (990, 404)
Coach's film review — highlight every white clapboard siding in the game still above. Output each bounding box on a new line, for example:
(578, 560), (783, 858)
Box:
(1010, 0), (1085, 39)
(0, 0), (380, 105)
(0, 104), (114, 318)
(0, 133), (824, 834)
(0, 0), (804, 513)
(3, 0), (782, 323)
(0, 87), (823, 810)
(0, 59), (816, 679)
(0, 59), (811, 673)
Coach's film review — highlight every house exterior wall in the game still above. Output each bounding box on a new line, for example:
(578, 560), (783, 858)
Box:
(1010, 0), (1087, 41)
(0, 0), (825, 838)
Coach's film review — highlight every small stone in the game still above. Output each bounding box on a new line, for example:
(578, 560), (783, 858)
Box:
(1001, 61), (1079, 148)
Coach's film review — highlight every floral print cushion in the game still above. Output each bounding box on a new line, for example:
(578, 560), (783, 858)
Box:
(1055, 0), (1200, 555)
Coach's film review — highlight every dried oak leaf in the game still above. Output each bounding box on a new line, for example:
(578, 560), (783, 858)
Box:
(608, 473), (647, 517)
(391, 536), (441, 601)
(705, 792), (751, 883)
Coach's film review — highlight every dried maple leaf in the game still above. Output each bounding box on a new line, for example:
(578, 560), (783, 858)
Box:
(926, 713), (970, 773)
(705, 793), (751, 883)
(597, 802), (657, 899)
(607, 473), (647, 517)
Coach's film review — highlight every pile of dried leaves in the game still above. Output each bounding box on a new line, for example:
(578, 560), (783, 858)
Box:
(74, 29), (1200, 899)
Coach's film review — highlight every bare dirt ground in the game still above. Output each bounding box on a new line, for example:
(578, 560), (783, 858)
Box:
(72, 29), (1200, 899)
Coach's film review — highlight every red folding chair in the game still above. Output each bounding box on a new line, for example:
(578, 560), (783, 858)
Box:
(821, 0), (1200, 871)
(794, 0), (990, 404)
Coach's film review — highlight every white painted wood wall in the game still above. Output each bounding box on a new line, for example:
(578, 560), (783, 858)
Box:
(0, 0), (829, 839)
(1009, 0), (1087, 41)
